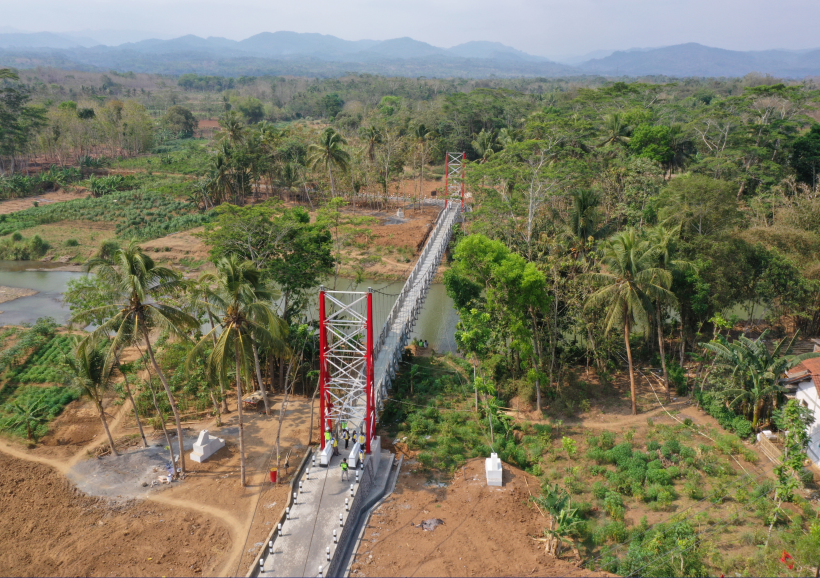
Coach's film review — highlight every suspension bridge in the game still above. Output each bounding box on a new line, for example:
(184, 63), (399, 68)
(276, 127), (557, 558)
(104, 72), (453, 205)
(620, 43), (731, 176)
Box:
(252, 152), (466, 578)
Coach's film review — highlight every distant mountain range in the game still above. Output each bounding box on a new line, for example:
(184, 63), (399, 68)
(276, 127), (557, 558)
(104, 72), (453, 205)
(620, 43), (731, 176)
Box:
(0, 31), (819, 78)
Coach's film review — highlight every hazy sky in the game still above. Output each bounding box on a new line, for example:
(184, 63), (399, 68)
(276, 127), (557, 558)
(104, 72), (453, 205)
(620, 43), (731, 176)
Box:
(4, 0), (820, 57)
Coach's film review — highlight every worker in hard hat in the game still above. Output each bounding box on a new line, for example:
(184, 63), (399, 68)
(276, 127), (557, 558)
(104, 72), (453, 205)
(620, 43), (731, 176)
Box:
(332, 435), (339, 456)
(324, 427), (331, 445)
(342, 428), (350, 450)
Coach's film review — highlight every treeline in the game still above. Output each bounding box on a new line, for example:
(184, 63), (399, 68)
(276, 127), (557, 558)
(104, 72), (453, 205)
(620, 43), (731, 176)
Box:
(1, 68), (154, 174)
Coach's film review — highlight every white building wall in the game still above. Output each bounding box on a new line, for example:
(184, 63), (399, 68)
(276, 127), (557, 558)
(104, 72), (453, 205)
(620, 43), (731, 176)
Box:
(795, 379), (820, 464)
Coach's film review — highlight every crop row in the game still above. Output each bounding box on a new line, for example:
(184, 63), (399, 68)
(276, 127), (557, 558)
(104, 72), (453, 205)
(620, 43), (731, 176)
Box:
(11, 335), (74, 384)
(0, 189), (212, 241)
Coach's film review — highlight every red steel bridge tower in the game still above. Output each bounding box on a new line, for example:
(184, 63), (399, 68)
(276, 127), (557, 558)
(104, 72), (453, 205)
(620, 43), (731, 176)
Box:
(444, 151), (466, 209)
(318, 288), (375, 453)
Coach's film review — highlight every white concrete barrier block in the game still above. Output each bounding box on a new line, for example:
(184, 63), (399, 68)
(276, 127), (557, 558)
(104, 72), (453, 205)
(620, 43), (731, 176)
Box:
(190, 429), (225, 463)
(320, 442), (334, 466)
(349, 442), (361, 468)
(485, 452), (503, 487)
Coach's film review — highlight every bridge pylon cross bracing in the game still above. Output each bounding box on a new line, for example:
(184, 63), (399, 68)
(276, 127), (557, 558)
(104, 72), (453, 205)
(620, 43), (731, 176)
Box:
(444, 151), (466, 209)
(318, 288), (375, 453)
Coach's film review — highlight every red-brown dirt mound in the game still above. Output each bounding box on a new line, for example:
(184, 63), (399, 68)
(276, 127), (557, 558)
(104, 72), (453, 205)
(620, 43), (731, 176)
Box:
(350, 457), (609, 577)
(0, 451), (231, 577)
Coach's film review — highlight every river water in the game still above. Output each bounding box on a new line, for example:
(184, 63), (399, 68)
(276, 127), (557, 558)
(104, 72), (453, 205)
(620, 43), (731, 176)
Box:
(0, 263), (461, 352)
(0, 261), (86, 326)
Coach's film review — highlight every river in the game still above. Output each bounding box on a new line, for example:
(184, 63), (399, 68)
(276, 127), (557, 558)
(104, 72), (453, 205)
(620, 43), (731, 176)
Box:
(0, 263), (461, 352)
(0, 261), (86, 326)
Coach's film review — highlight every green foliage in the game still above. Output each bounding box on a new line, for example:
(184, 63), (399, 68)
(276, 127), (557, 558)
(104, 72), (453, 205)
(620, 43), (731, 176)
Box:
(606, 520), (707, 577)
(0, 317), (57, 377)
(8, 335), (73, 383)
(562, 436), (577, 458)
(0, 188), (210, 240)
(0, 232), (49, 260)
(0, 385), (79, 440)
(162, 105), (197, 137)
(696, 391), (754, 438)
(775, 399), (814, 502)
(603, 491), (626, 520)
(0, 165), (81, 200)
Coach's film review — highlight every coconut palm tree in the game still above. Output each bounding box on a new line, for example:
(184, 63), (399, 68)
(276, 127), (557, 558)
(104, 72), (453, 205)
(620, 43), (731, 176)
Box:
(187, 256), (288, 486)
(471, 129), (497, 163)
(77, 241), (198, 474)
(206, 148), (235, 206)
(186, 272), (229, 414)
(359, 126), (382, 164)
(497, 127), (518, 150)
(412, 124), (435, 206)
(565, 189), (609, 260)
(646, 225), (692, 400)
(217, 110), (246, 147)
(584, 230), (674, 414)
(597, 113), (632, 148)
(308, 127), (350, 198)
(62, 337), (118, 456)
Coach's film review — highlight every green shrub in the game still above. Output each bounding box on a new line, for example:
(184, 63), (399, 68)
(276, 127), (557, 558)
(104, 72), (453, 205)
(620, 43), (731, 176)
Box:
(65, 238), (79, 247)
(661, 439), (681, 457)
(647, 439), (660, 452)
(592, 481), (608, 499)
(603, 492), (626, 520)
(586, 447), (607, 463)
(600, 430), (616, 450)
(684, 480), (704, 499)
(731, 416), (753, 438)
(646, 468), (673, 486)
(562, 436), (577, 458)
(595, 520), (629, 543)
(605, 442), (633, 466)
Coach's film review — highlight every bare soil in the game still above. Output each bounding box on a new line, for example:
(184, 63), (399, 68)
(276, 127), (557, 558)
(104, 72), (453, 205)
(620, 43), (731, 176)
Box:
(0, 451), (231, 577)
(140, 227), (212, 273)
(0, 189), (88, 215)
(351, 457), (609, 577)
(142, 203), (443, 280)
(0, 390), (317, 577)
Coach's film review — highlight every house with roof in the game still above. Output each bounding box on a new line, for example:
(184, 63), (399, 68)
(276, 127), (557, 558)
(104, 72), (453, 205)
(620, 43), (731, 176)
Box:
(785, 353), (820, 464)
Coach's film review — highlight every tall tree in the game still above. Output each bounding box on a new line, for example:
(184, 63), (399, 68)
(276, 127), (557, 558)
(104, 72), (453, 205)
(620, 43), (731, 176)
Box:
(702, 331), (820, 430)
(188, 255), (288, 486)
(63, 337), (118, 456)
(78, 241), (198, 474)
(584, 230), (673, 415)
(308, 127), (350, 198)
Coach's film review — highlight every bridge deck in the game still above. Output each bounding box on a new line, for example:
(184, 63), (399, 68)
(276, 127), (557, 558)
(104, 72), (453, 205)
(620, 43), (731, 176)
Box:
(373, 204), (461, 404)
(256, 203), (461, 578)
(263, 454), (358, 577)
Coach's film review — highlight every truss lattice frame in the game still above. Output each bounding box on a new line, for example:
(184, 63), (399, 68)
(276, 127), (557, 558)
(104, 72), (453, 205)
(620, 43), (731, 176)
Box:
(319, 289), (374, 453)
(444, 151), (466, 209)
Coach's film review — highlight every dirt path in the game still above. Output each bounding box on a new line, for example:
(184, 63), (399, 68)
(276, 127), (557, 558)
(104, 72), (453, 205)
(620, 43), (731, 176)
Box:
(0, 391), (315, 577)
(0, 188), (87, 215)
